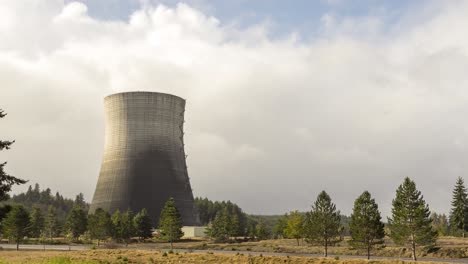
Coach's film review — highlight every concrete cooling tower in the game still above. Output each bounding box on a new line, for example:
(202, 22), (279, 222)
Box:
(89, 91), (199, 226)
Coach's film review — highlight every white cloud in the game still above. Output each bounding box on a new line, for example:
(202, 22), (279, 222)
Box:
(1, 0), (468, 215)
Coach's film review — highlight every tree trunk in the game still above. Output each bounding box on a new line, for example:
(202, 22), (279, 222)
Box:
(412, 238), (417, 261)
(296, 238), (299, 246)
(324, 240), (328, 257)
(170, 239), (173, 251)
(16, 240), (19, 251)
(367, 244), (370, 260)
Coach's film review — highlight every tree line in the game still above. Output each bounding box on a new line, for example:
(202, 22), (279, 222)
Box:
(2, 183), (87, 225)
(194, 197), (269, 241)
(1, 197), (187, 250)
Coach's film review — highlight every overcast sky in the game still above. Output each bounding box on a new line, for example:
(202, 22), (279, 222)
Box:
(1, 0), (468, 217)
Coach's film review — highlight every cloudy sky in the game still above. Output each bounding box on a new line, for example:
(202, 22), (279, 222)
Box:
(1, 0), (468, 217)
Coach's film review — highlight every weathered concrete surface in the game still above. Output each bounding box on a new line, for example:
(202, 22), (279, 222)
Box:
(89, 91), (199, 226)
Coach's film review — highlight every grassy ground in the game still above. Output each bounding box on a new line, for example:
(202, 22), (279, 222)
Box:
(0, 250), (457, 264)
(120, 237), (468, 259)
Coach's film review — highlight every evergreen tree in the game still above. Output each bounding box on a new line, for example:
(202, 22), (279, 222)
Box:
(88, 208), (112, 246)
(121, 210), (135, 246)
(229, 212), (240, 238)
(133, 208), (153, 241)
(450, 177), (467, 237)
(74, 193), (86, 208)
(284, 210), (304, 246)
(158, 198), (183, 249)
(29, 207), (45, 238)
(44, 205), (58, 242)
(65, 205), (87, 241)
(349, 191), (385, 260)
(206, 208), (230, 242)
(111, 210), (122, 242)
(0, 109), (27, 201)
(2, 205), (30, 250)
(0, 204), (12, 230)
(388, 177), (438, 261)
(304, 191), (341, 257)
(194, 197), (248, 236)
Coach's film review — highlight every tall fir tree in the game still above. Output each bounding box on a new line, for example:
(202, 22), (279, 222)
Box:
(284, 210), (304, 246)
(44, 205), (58, 242)
(111, 210), (123, 242)
(349, 191), (385, 259)
(206, 207), (230, 242)
(2, 205), (30, 250)
(121, 210), (135, 246)
(133, 208), (153, 241)
(158, 198), (184, 250)
(450, 177), (467, 237)
(65, 205), (88, 241)
(74, 193), (86, 208)
(88, 208), (112, 246)
(229, 212), (240, 238)
(29, 207), (45, 238)
(304, 191), (341, 257)
(0, 109), (26, 201)
(388, 177), (437, 261)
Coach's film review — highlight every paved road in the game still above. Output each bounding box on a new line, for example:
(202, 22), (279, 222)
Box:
(0, 244), (466, 263)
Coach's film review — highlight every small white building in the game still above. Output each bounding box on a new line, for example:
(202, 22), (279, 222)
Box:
(181, 226), (207, 238)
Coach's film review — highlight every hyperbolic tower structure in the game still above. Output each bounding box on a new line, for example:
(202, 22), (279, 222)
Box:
(89, 91), (199, 226)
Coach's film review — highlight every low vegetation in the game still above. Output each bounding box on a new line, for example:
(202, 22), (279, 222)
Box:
(0, 249), (458, 264)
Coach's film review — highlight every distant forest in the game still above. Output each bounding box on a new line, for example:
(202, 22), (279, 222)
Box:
(2, 183), (88, 224)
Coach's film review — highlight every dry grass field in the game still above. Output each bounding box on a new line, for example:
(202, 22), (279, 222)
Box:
(121, 237), (468, 259)
(0, 250), (457, 264)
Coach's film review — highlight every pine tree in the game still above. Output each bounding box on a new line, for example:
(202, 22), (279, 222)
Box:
(2, 205), (30, 250)
(111, 210), (123, 242)
(74, 193), (86, 208)
(158, 198), (183, 250)
(44, 205), (58, 242)
(304, 191), (341, 257)
(207, 208), (230, 242)
(349, 191), (385, 259)
(229, 212), (240, 238)
(284, 210), (304, 246)
(88, 208), (112, 246)
(388, 177), (437, 261)
(450, 177), (467, 237)
(65, 205), (87, 241)
(133, 208), (153, 241)
(121, 210), (135, 246)
(29, 207), (45, 238)
(0, 109), (27, 201)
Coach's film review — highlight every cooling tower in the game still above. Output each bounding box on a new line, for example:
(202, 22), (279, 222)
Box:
(89, 91), (199, 226)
